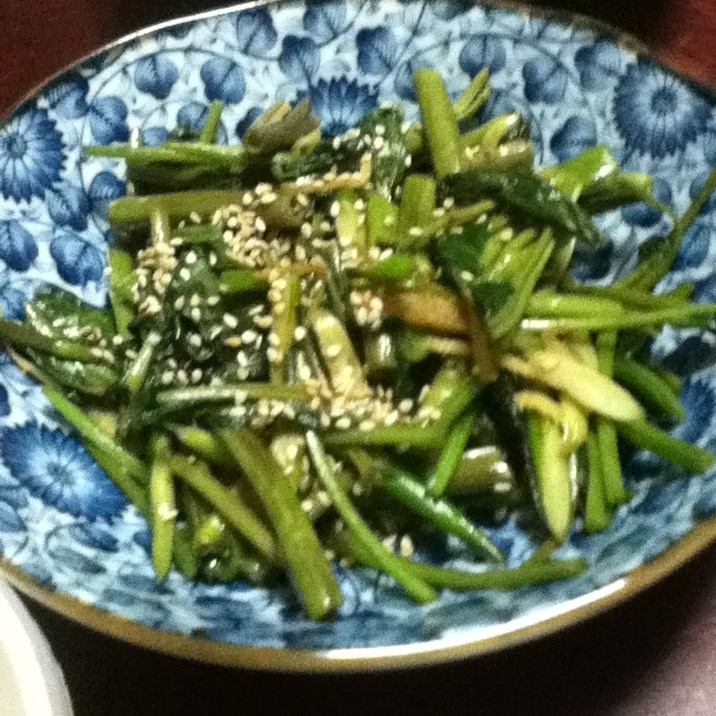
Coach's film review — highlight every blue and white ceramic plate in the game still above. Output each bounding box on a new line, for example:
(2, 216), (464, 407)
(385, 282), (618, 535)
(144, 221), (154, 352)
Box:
(2, 0), (716, 670)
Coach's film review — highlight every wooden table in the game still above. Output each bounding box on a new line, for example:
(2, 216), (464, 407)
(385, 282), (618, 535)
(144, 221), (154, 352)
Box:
(2, 2), (716, 714)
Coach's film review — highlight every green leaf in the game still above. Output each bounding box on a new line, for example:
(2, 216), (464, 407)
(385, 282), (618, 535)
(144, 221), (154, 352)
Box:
(471, 281), (513, 317)
(432, 221), (490, 276)
(25, 289), (116, 346)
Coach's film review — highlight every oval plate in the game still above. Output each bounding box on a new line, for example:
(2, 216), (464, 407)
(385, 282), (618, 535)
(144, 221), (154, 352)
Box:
(1, 0), (716, 671)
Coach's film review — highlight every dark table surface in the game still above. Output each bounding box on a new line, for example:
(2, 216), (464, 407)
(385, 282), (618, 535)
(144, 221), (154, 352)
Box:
(3, 2), (716, 714)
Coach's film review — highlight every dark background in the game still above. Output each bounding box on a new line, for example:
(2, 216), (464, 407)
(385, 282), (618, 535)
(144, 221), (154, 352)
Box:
(3, 1), (716, 714)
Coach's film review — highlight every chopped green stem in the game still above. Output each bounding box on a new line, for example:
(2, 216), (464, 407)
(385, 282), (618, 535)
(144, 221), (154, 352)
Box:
(461, 111), (527, 151)
(306, 432), (437, 604)
(124, 335), (157, 394)
(570, 283), (693, 311)
(613, 356), (686, 420)
(156, 382), (312, 408)
(595, 330), (617, 376)
(520, 303), (716, 332)
(220, 269), (266, 293)
(87, 141), (246, 170)
(172, 426), (235, 469)
(413, 68), (463, 178)
(452, 67), (491, 121)
(490, 228), (554, 338)
(597, 417), (628, 506)
(323, 422), (449, 449)
(675, 166), (716, 238)
(396, 557), (585, 590)
(339, 527), (584, 589)
(109, 189), (256, 227)
(83, 440), (149, 514)
(617, 420), (715, 474)
(428, 411), (475, 496)
(0, 316), (102, 363)
(615, 165), (716, 291)
(397, 174), (436, 240)
(175, 224), (224, 244)
(220, 429), (343, 620)
(199, 101), (224, 144)
(446, 446), (517, 497)
(378, 461), (504, 563)
(526, 291), (625, 319)
(44, 387), (147, 482)
(270, 274), (300, 384)
(584, 430), (611, 533)
(168, 454), (278, 561)
(594, 331), (629, 505)
(461, 297), (500, 381)
(527, 412), (574, 543)
(108, 248), (134, 338)
(365, 193), (399, 245)
(359, 255), (418, 283)
(149, 434), (176, 580)
(171, 526), (199, 580)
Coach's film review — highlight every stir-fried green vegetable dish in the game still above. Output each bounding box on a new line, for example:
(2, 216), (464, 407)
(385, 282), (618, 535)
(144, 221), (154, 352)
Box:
(3, 68), (716, 620)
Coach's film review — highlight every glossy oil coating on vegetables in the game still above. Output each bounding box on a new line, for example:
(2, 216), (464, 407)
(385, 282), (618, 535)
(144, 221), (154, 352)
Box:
(2, 67), (715, 621)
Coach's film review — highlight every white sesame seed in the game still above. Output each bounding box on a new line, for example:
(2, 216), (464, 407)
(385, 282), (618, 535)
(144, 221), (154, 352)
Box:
(223, 313), (239, 328)
(241, 330), (258, 344)
(399, 535), (414, 558)
(253, 314), (274, 329)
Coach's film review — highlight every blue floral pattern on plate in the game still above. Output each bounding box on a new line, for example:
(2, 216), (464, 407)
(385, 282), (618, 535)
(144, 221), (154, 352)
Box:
(1, 0), (716, 665)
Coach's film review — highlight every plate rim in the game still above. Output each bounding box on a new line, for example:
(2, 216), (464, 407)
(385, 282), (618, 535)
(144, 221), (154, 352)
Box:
(2, 515), (715, 671)
(1, 0), (716, 671)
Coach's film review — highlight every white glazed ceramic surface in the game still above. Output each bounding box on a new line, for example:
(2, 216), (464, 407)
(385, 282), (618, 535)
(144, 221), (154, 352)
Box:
(0, 579), (73, 715)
